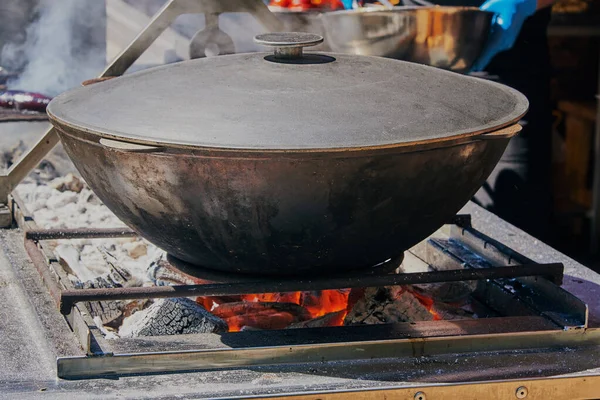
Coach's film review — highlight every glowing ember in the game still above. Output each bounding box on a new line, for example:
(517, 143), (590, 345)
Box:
(196, 285), (444, 331)
(300, 290), (350, 318)
(408, 288), (442, 321)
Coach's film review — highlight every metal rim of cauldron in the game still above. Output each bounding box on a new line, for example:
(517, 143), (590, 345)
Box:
(46, 111), (526, 159)
(49, 39), (529, 156)
(47, 35), (529, 155)
(48, 73), (527, 158)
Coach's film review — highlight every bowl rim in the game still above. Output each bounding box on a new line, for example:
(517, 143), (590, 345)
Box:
(320, 5), (495, 16)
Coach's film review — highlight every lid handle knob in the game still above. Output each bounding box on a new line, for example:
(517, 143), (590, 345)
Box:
(254, 32), (324, 60)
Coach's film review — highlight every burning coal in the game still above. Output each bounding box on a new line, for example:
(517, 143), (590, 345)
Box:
(0, 0), (106, 97)
(200, 290), (352, 331)
(194, 286), (446, 332)
(143, 257), (466, 334)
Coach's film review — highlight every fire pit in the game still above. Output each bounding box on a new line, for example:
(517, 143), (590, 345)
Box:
(8, 189), (600, 398)
(1, 1), (600, 398)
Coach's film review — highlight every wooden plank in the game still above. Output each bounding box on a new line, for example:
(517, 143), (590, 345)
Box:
(564, 113), (594, 208)
(558, 100), (597, 121)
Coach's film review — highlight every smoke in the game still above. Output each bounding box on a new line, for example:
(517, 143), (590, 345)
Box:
(1, 0), (106, 97)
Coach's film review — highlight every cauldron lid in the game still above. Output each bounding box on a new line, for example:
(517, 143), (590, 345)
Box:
(47, 32), (528, 151)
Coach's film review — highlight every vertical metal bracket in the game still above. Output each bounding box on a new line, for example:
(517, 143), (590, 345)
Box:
(590, 92), (600, 253)
(0, 0), (282, 204)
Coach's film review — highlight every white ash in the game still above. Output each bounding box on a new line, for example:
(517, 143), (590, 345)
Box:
(13, 159), (177, 338)
(56, 243), (97, 282)
(251, 373), (284, 386)
(93, 316), (119, 340)
(14, 167), (163, 287)
(73, 252), (143, 290)
(122, 241), (147, 259)
(76, 259), (146, 325)
(50, 173), (84, 193)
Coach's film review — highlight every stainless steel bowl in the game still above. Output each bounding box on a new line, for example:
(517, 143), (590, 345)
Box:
(320, 6), (494, 73)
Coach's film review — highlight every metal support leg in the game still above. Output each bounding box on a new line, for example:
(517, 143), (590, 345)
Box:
(0, 0), (281, 205)
(589, 40), (600, 253)
(103, 0), (184, 76)
(591, 92), (600, 253)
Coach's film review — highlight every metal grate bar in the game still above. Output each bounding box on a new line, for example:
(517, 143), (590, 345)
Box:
(58, 263), (564, 315)
(25, 228), (137, 240)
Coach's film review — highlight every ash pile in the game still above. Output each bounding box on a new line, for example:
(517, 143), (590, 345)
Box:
(10, 144), (165, 337)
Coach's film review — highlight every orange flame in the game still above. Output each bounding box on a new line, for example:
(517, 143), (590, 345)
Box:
(300, 290), (350, 318)
(408, 288), (442, 321)
(197, 285), (444, 331)
(198, 289), (351, 332)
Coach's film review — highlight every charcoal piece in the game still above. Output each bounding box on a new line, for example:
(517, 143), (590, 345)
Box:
(73, 253), (143, 325)
(212, 301), (311, 321)
(50, 173), (85, 193)
(121, 298), (228, 337)
(286, 310), (346, 329)
(148, 255), (198, 285)
(84, 300), (124, 326)
(30, 160), (60, 184)
(398, 256), (477, 303)
(70, 265), (130, 324)
(345, 287), (434, 325)
(410, 281), (477, 303)
(432, 301), (476, 320)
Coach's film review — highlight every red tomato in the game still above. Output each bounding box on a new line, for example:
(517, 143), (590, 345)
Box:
(269, 0), (291, 7)
(272, 0), (345, 10)
(289, 0), (314, 10)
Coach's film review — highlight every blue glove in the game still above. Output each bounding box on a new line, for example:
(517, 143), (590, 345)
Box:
(471, 0), (537, 72)
(341, 0), (356, 8)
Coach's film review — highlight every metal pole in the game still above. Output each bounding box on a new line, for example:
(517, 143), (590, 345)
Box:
(102, 0), (183, 77)
(592, 92), (600, 253)
(25, 227), (137, 240)
(590, 39), (600, 253)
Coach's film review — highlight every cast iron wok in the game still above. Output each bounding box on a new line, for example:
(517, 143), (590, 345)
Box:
(51, 120), (520, 276)
(47, 43), (527, 276)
